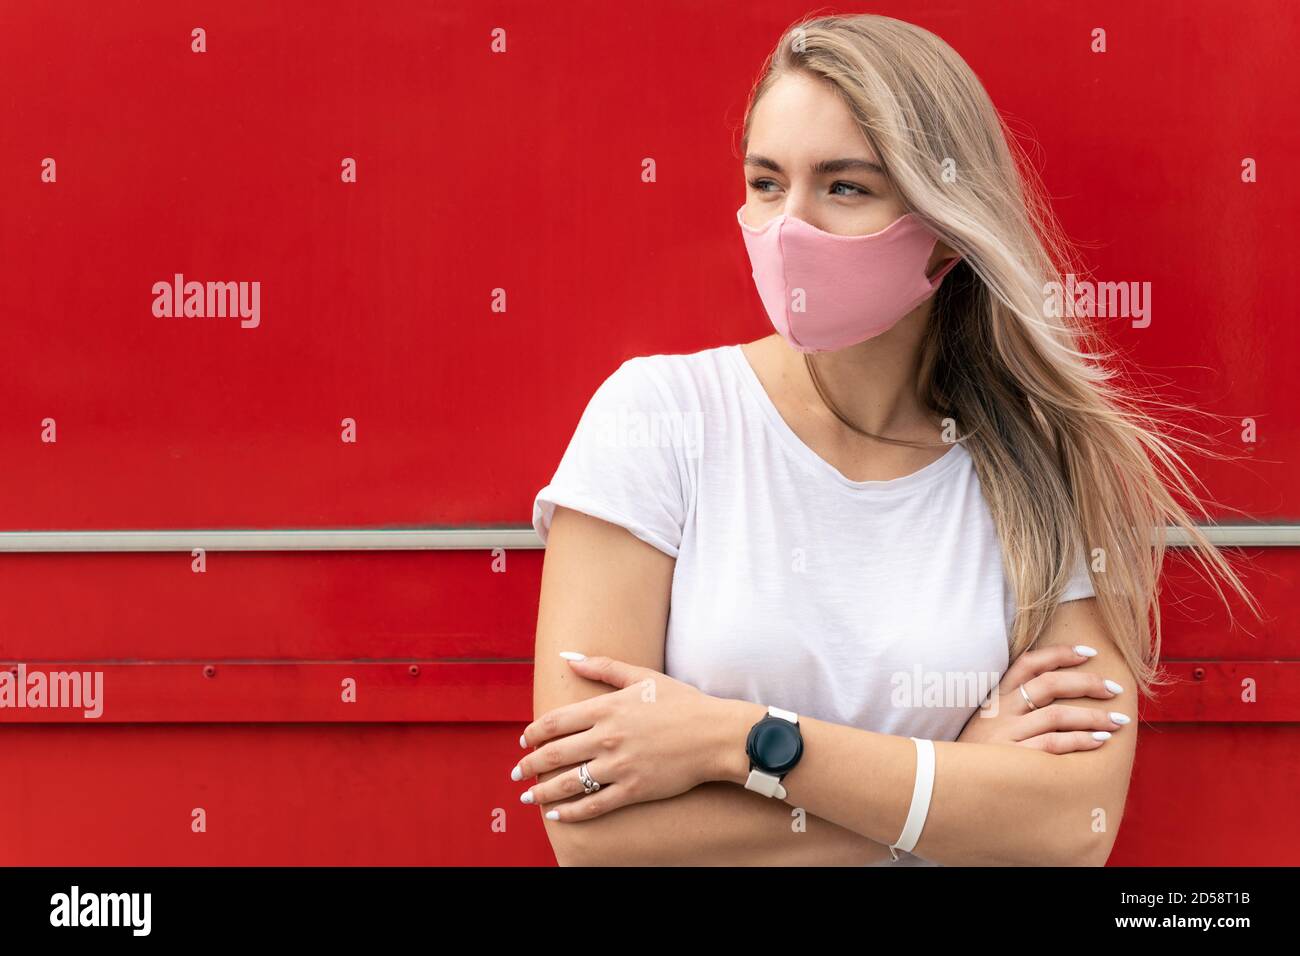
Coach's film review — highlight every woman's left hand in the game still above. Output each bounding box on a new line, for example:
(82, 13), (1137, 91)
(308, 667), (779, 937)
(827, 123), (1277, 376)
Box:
(513, 654), (752, 822)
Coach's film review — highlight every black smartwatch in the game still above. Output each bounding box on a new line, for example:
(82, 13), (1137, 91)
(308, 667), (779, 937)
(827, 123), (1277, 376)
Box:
(744, 705), (803, 799)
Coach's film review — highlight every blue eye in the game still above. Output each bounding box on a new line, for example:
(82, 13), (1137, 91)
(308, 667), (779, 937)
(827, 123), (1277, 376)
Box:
(747, 178), (871, 197)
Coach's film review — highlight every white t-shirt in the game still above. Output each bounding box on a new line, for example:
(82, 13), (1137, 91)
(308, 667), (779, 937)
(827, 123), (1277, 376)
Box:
(532, 343), (1095, 866)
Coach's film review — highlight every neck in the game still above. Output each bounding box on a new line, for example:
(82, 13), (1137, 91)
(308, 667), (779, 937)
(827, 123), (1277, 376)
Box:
(786, 309), (936, 441)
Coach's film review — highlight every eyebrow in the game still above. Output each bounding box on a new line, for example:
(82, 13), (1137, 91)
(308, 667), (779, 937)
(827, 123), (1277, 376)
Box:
(744, 154), (885, 177)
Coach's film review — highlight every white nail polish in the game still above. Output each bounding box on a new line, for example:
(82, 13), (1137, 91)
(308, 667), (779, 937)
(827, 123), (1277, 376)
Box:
(1073, 645), (1098, 657)
(545, 810), (560, 820)
(510, 764), (522, 781)
(519, 791), (534, 804)
(559, 651), (587, 661)
(519, 733), (528, 748)
(1109, 712), (1131, 724)
(1092, 731), (1112, 741)
(1105, 679), (1124, 694)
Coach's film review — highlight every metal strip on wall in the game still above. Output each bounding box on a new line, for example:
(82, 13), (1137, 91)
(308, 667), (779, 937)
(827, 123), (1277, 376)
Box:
(0, 528), (543, 552)
(0, 524), (1297, 551)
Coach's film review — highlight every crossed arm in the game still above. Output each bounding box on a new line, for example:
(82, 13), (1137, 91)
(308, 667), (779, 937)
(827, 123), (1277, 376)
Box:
(533, 506), (1138, 866)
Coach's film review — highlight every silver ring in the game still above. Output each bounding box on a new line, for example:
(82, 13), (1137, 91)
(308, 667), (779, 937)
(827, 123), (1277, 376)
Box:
(1019, 683), (1037, 711)
(578, 762), (601, 794)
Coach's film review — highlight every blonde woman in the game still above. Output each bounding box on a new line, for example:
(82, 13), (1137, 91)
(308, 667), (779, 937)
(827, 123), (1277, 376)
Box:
(519, 14), (1257, 866)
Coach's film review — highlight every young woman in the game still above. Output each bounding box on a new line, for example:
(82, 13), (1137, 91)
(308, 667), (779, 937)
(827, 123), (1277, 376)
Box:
(519, 14), (1257, 866)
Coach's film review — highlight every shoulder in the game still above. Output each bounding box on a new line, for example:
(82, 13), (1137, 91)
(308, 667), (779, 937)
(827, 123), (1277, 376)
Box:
(532, 349), (733, 558)
(610, 345), (733, 397)
(592, 345), (736, 418)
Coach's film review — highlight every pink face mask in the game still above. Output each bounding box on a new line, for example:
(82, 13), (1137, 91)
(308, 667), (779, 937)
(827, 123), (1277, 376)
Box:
(737, 204), (962, 353)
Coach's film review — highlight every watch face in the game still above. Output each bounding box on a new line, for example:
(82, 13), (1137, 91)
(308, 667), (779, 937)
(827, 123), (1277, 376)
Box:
(746, 716), (803, 774)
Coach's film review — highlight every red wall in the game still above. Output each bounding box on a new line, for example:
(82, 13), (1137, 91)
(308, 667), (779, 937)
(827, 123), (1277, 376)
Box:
(1, 0), (1297, 864)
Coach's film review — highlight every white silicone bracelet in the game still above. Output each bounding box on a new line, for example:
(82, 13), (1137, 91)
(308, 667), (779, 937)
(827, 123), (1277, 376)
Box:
(889, 737), (936, 862)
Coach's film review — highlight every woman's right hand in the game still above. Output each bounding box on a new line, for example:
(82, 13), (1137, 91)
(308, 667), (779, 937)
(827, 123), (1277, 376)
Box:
(957, 643), (1131, 753)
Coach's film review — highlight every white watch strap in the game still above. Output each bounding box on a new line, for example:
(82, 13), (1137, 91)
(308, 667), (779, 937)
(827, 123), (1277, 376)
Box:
(768, 705), (798, 723)
(889, 737), (936, 861)
(744, 768), (787, 799)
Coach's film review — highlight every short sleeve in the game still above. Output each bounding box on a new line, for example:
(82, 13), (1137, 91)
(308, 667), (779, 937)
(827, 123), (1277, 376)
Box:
(531, 357), (691, 558)
(1060, 544), (1096, 602)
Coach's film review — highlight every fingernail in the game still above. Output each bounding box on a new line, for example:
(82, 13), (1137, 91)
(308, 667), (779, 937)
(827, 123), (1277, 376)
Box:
(519, 733), (528, 748)
(1092, 731), (1112, 741)
(1073, 645), (1098, 657)
(559, 651), (587, 661)
(1104, 679), (1124, 694)
(519, 790), (534, 804)
(510, 764), (523, 781)
(1109, 712), (1131, 724)
(545, 810), (560, 820)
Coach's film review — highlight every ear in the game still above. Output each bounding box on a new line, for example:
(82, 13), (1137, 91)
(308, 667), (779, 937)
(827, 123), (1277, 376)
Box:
(926, 239), (961, 280)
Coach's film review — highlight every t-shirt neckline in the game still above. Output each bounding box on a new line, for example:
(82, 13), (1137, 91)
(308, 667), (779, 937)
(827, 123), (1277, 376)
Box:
(725, 343), (967, 495)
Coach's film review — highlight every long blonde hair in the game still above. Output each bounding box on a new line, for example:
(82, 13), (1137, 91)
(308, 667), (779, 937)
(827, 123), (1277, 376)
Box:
(740, 14), (1262, 699)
